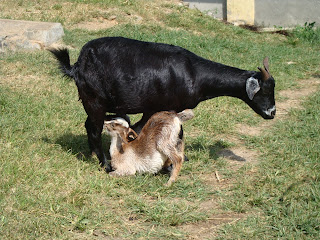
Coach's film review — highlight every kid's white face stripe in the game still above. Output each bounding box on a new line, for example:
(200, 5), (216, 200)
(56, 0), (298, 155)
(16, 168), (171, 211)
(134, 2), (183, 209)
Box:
(114, 118), (129, 128)
(105, 117), (129, 128)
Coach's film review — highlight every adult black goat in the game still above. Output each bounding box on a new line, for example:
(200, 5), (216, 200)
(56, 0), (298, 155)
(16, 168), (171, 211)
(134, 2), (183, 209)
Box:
(49, 37), (276, 171)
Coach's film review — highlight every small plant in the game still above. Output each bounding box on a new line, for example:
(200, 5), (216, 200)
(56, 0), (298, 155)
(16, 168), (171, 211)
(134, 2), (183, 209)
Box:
(52, 4), (62, 10)
(291, 22), (320, 44)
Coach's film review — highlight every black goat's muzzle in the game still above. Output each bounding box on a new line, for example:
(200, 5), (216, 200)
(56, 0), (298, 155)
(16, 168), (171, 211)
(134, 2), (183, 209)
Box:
(262, 105), (276, 119)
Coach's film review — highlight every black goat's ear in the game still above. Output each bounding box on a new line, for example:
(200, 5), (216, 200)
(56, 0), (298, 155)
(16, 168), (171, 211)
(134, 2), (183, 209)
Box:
(246, 77), (260, 100)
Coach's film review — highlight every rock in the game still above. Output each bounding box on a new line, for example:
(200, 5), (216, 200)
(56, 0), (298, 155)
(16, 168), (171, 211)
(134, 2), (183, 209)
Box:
(0, 19), (64, 52)
(108, 15), (117, 21)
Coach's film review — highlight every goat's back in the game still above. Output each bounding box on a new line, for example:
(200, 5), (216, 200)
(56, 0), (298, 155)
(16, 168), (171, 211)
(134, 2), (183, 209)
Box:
(131, 111), (192, 154)
(177, 109), (194, 122)
(130, 111), (178, 149)
(73, 37), (204, 114)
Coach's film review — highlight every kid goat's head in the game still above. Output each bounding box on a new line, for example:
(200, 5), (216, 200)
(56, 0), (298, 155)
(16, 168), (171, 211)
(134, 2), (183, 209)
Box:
(104, 118), (138, 142)
(246, 57), (276, 119)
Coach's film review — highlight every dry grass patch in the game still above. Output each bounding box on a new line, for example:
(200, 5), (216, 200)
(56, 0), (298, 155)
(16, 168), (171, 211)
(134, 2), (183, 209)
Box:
(2, 74), (64, 96)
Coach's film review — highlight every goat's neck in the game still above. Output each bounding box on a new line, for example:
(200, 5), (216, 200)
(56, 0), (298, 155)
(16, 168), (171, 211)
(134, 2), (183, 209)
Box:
(198, 61), (254, 101)
(109, 134), (124, 157)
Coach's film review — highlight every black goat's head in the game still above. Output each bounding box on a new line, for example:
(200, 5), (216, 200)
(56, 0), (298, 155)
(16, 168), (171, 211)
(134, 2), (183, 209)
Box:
(246, 57), (276, 119)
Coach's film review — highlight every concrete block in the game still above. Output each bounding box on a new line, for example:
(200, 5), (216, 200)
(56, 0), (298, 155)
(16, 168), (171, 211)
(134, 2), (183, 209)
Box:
(184, 0), (226, 20)
(227, 0), (255, 25)
(255, 0), (320, 27)
(0, 19), (64, 52)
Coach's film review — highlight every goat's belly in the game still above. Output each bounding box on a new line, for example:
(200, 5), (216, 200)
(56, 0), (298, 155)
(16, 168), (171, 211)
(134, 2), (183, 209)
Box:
(135, 152), (167, 174)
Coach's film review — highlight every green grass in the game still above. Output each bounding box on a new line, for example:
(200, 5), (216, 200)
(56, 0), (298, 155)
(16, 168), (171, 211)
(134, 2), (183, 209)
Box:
(220, 92), (320, 239)
(1, 0), (320, 239)
(289, 22), (320, 45)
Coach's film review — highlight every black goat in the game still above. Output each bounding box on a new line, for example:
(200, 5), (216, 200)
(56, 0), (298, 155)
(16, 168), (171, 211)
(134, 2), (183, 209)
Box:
(49, 37), (276, 171)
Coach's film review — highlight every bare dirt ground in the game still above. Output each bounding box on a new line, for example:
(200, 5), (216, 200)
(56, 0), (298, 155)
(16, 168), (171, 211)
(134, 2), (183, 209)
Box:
(72, 14), (144, 31)
(74, 17), (119, 31)
(181, 77), (320, 238)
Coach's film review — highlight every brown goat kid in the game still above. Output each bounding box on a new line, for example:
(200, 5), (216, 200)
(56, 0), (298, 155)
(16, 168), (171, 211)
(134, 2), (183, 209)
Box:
(103, 110), (194, 186)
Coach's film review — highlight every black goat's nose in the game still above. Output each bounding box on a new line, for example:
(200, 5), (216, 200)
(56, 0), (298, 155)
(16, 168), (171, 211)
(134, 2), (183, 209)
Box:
(271, 109), (276, 117)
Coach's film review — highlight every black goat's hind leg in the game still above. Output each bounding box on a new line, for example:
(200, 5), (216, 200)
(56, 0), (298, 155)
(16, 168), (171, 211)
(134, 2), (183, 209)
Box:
(85, 117), (111, 172)
(131, 112), (154, 134)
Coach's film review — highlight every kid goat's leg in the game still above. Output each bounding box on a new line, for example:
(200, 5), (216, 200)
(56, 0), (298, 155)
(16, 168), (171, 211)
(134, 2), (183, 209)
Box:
(165, 151), (184, 186)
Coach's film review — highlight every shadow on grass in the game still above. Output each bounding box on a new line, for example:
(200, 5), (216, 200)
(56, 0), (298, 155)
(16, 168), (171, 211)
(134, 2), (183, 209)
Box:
(185, 139), (246, 162)
(43, 133), (111, 163)
(217, 149), (246, 162)
(47, 132), (245, 169)
(185, 139), (226, 160)
(312, 74), (320, 78)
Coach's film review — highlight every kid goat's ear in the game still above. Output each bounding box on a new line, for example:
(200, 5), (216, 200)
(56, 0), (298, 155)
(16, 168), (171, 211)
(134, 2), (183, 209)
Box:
(127, 129), (138, 142)
(246, 77), (260, 100)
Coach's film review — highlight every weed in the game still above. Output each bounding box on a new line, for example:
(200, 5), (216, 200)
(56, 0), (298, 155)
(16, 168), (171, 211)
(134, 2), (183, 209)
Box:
(289, 22), (320, 45)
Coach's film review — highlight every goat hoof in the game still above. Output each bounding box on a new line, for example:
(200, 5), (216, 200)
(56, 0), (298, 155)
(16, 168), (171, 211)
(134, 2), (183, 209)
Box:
(184, 155), (189, 162)
(164, 181), (174, 187)
(104, 164), (112, 173)
(160, 164), (173, 174)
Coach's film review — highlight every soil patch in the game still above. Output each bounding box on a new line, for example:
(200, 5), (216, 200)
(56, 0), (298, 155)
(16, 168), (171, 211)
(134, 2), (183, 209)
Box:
(179, 212), (247, 240)
(74, 17), (118, 31)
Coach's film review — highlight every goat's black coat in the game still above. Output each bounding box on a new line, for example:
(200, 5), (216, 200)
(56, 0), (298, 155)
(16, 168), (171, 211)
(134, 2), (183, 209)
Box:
(50, 37), (275, 170)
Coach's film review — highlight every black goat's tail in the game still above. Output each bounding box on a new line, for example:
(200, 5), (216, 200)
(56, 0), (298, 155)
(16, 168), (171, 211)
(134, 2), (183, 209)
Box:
(49, 48), (74, 79)
(177, 109), (194, 122)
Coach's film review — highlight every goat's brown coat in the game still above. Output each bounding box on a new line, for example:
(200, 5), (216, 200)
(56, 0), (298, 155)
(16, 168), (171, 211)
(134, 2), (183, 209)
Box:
(104, 110), (194, 186)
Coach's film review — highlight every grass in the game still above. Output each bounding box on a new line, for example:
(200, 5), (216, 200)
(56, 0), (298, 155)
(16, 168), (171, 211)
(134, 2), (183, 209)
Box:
(220, 92), (320, 239)
(289, 22), (320, 45)
(1, 0), (320, 239)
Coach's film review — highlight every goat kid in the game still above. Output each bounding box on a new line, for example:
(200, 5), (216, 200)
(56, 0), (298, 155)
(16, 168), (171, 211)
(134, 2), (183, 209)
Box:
(103, 110), (194, 186)
(50, 37), (276, 171)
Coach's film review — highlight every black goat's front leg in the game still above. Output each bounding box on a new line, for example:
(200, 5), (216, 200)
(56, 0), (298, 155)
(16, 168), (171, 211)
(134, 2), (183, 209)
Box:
(131, 112), (154, 134)
(85, 117), (111, 172)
